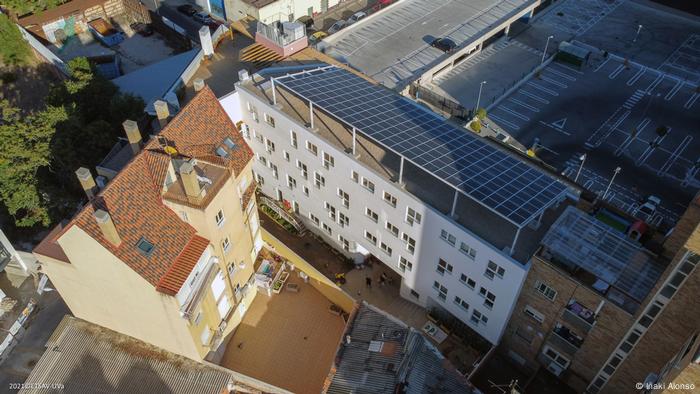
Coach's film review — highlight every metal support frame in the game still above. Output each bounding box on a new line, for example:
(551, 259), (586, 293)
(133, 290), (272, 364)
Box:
(510, 227), (521, 256)
(271, 78), (277, 105)
(399, 156), (405, 184)
(309, 101), (314, 129)
(450, 189), (459, 217)
(352, 127), (357, 156)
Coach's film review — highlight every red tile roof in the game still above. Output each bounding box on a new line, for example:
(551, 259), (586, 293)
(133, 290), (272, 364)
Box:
(37, 87), (253, 295)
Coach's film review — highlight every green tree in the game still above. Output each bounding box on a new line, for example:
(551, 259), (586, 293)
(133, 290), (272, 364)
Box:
(0, 13), (31, 66)
(0, 100), (67, 227)
(475, 107), (487, 120)
(2, 0), (65, 17)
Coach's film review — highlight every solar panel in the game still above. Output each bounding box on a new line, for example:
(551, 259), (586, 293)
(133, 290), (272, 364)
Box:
(275, 66), (568, 226)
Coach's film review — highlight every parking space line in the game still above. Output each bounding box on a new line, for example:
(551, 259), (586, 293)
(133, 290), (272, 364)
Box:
(507, 98), (540, 112)
(488, 113), (520, 131)
(645, 74), (665, 93)
(538, 121), (571, 136)
(609, 64), (625, 79)
(589, 108), (630, 148)
(546, 68), (577, 82)
(615, 117), (650, 156)
(497, 106), (530, 121)
(527, 82), (559, 96)
(637, 127), (672, 166)
(659, 135), (692, 176)
(518, 90), (549, 104)
(541, 75), (568, 88)
(627, 66), (646, 86)
(594, 57), (610, 72)
(665, 79), (683, 101)
(552, 62), (584, 75)
(684, 93), (699, 109)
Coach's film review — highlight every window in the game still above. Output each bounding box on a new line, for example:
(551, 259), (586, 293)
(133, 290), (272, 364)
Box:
(459, 274), (476, 289)
(290, 130), (298, 148)
(265, 138), (275, 153)
(365, 230), (377, 245)
(283, 150), (290, 161)
(485, 261), (505, 279)
(303, 185), (310, 197)
(398, 256), (413, 272)
(314, 172), (325, 188)
(471, 309), (488, 325)
(222, 237), (231, 253)
(524, 305), (545, 323)
(543, 346), (570, 368)
(410, 290), (420, 299)
(383, 191), (397, 207)
(385, 222), (399, 238)
(257, 154), (267, 166)
(459, 242), (477, 260)
(440, 230), (456, 246)
(201, 325), (211, 345)
(433, 281), (448, 301)
(264, 113), (275, 127)
(380, 242), (392, 256)
(535, 280), (557, 301)
(322, 222), (332, 235)
(454, 296), (469, 312)
(515, 326), (535, 344)
(338, 189), (350, 208)
(193, 310), (203, 325)
(309, 213), (320, 226)
(365, 207), (378, 223)
(255, 173), (265, 186)
(351, 171), (359, 183)
(406, 207), (422, 226)
(287, 175), (296, 189)
(361, 177), (375, 193)
(326, 203), (337, 221)
(436, 259), (453, 275)
(322, 152), (335, 169)
(306, 141), (318, 156)
(215, 210), (225, 227)
(240, 124), (251, 139)
(479, 287), (496, 309)
(338, 235), (350, 252)
(136, 237), (155, 256)
(338, 212), (349, 227)
(254, 130), (264, 143)
(402, 233), (416, 255)
(296, 160), (308, 179)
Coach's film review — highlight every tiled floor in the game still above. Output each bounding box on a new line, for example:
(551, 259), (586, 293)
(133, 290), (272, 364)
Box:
(220, 275), (346, 394)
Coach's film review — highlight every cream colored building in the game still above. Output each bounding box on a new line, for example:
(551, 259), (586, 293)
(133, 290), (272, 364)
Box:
(34, 87), (262, 361)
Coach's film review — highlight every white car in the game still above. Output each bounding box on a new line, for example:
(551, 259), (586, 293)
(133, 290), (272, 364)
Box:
(637, 195), (661, 221)
(327, 20), (347, 34)
(346, 11), (367, 25)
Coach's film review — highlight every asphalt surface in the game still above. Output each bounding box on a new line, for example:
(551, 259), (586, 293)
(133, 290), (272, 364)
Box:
(156, 3), (210, 41)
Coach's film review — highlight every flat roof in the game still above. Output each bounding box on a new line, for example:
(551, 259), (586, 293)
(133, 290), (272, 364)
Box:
(323, 0), (535, 89)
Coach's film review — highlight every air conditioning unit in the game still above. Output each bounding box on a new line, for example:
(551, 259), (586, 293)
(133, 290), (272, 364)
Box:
(547, 362), (565, 377)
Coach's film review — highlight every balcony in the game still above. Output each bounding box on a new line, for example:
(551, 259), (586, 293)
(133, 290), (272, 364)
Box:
(562, 301), (596, 334)
(548, 324), (583, 357)
(179, 257), (218, 318)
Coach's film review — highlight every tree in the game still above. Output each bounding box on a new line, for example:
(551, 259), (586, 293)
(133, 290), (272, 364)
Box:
(475, 107), (487, 120)
(2, 1), (65, 17)
(0, 100), (67, 227)
(469, 119), (482, 133)
(0, 13), (31, 66)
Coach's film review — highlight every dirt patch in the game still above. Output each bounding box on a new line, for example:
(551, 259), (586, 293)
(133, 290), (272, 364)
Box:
(0, 59), (61, 113)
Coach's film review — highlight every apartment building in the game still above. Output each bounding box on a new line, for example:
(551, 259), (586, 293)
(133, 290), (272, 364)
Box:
(234, 65), (577, 344)
(499, 196), (700, 393)
(33, 87), (262, 361)
(227, 0), (340, 24)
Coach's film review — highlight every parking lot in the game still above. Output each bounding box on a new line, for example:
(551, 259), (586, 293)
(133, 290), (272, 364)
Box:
(488, 55), (699, 226)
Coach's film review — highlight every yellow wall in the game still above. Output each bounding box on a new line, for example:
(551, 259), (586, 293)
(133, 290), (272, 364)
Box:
(262, 228), (356, 313)
(39, 225), (201, 360)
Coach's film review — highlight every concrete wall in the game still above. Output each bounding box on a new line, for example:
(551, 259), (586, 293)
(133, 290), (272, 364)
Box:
(237, 85), (528, 345)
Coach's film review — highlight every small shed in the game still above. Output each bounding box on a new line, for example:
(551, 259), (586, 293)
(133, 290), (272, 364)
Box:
(556, 41), (591, 68)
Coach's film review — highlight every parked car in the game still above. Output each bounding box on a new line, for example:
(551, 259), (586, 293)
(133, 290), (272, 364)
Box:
(431, 37), (456, 53)
(296, 15), (315, 30)
(193, 12), (213, 24)
(309, 31), (328, 44)
(346, 11), (367, 25)
(637, 195), (661, 221)
(130, 22), (153, 37)
(177, 4), (197, 16)
(327, 20), (347, 34)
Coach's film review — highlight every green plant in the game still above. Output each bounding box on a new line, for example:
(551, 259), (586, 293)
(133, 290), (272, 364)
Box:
(0, 14), (31, 67)
(469, 119), (482, 133)
(475, 107), (487, 120)
(0, 72), (18, 84)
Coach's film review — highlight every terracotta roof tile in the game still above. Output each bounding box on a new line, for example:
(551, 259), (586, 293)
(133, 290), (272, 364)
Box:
(47, 87), (252, 294)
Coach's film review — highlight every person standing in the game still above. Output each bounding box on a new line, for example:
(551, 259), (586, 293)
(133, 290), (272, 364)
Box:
(365, 276), (372, 289)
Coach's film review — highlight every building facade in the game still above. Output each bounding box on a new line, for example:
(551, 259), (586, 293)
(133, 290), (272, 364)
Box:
(33, 87), (262, 361)
(499, 197), (700, 393)
(234, 65), (575, 345)
(226, 0), (340, 24)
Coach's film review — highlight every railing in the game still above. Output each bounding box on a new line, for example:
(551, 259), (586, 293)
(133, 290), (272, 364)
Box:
(259, 195), (306, 234)
(562, 303), (595, 334)
(180, 258), (218, 318)
(409, 83), (470, 120)
(548, 329), (581, 356)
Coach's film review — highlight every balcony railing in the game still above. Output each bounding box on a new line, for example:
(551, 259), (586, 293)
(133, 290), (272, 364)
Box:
(548, 326), (582, 356)
(562, 302), (595, 333)
(180, 257), (218, 318)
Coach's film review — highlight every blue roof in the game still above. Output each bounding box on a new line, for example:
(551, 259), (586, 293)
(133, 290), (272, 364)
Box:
(113, 49), (199, 109)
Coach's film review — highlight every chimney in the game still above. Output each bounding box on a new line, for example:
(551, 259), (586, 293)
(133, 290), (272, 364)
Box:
(199, 26), (214, 58)
(75, 167), (96, 199)
(193, 78), (205, 92)
(179, 161), (201, 198)
(154, 100), (169, 129)
(122, 119), (142, 155)
(93, 209), (121, 246)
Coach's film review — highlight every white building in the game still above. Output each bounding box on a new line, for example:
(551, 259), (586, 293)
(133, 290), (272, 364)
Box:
(225, 0), (339, 23)
(233, 65), (577, 344)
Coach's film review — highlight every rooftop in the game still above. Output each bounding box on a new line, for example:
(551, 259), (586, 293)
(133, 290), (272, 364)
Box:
(240, 65), (576, 262)
(220, 261), (348, 393)
(539, 206), (665, 313)
(322, 0), (536, 89)
(327, 303), (474, 394)
(22, 316), (285, 394)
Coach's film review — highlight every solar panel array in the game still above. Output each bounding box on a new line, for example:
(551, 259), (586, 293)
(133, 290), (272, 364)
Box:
(275, 66), (568, 226)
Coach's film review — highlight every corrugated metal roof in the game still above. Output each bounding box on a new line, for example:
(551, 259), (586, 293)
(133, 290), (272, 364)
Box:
(326, 304), (473, 394)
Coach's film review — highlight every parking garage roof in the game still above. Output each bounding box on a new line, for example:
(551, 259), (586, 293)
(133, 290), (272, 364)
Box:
(322, 0), (536, 89)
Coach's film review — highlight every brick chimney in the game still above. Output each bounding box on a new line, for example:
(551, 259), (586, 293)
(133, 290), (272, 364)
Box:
(179, 162), (201, 198)
(75, 167), (96, 199)
(193, 78), (205, 92)
(154, 100), (169, 129)
(122, 119), (142, 155)
(93, 209), (121, 246)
